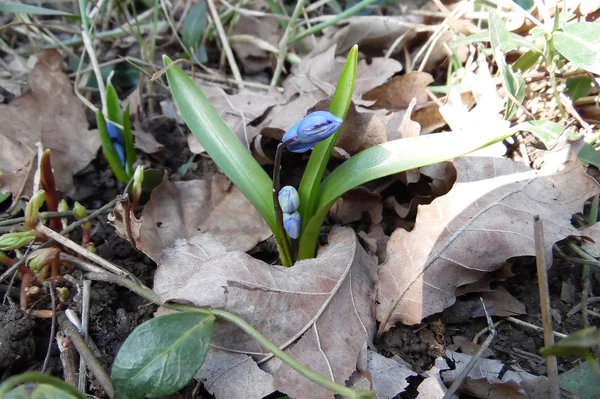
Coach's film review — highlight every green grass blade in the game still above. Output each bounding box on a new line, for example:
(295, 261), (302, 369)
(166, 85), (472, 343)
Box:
(163, 56), (276, 233)
(0, 1), (77, 17)
(297, 128), (515, 259)
(297, 46), (357, 229)
(96, 111), (129, 183)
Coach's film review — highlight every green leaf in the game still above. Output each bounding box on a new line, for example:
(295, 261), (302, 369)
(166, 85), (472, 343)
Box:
(578, 143), (600, 169)
(0, 191), (10, 204)
(513, 49), (543, 72)
(0, 372), (87, 399)
(96, 111), (129, 183)
(4, 383), (79, 399)
(298, 128), (515, 259)
(106, 82), (123, 127)
(502, 64), (526, 120)
(540, 327), (600, 358)
(111, 311), (215, 399)
(565, 77), (593, 102)
(513, 120), (562, 149)
(553, 22), (600, 74)
(182, 1), (208, 57)
(488, 11), (539, 53)
(559, 361), (600, 399)
(0, 1), (76, 17)
(298, 45), (357, 229)
(163, 56), (276, 234)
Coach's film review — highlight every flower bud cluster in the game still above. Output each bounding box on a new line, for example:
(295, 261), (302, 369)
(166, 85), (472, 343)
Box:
(278, 186), (301, 239)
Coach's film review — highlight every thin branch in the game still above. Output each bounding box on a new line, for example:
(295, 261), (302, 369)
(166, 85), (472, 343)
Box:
(206, 0), (243, 86)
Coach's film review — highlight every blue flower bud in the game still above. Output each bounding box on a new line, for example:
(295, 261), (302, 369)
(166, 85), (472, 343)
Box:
(278, 185), (300, 213)
(107, 122), (127, 172)
(282, 111), (343, 153)
(283, 211), (301, 239)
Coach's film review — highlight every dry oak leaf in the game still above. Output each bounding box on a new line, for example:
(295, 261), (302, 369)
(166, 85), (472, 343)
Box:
(0, 49), (100, 199)
(109, 174), (271, 262)
(282, 45), (403, 103)
(153, 226), (377, 399)
(348, 350), (416, 399)
(231, 14), (282, 74)
(311, 16), (422, 57)
(438, 351), (551, 399)
(362, 72), (433, 111)
(376, 154), (600, 328)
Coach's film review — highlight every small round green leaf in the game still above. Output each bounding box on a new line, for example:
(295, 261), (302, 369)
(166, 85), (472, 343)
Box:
(111, 311), (215, 399)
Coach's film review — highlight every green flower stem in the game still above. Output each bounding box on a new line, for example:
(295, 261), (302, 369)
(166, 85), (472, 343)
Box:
(273, 139), (297, 266)
(288, 0), (379, 44)
(84, 272), (373, 399)
(0, 371), (88, 399)
(168, 303), (374, 399)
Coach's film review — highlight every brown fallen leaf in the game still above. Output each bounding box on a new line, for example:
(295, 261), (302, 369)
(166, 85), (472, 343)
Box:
(108, 174), (271, 261)
(282, 45), (403, 103)
(348, 350), (416, 399)
(377, 151), (600, 328)
(330, 187), (383, 225)
(153, 226), (377, 399)
(311, 16), (423, 57)
(438, 351), (551, 399)
(441, 287), (526, 324)
(230, 14), (282, 74)
(363, 72), (433, 111)
(0, 49), (100, 200)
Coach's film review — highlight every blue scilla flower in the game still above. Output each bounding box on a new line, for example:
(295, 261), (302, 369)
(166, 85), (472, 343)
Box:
(278, 185), (300, 213)
(281, 111), (343, 153)
(106, 122), (128, 173)
(283, 211), (301, 239)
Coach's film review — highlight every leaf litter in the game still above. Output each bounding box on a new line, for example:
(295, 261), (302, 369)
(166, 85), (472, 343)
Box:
(3, 1), (600, 398)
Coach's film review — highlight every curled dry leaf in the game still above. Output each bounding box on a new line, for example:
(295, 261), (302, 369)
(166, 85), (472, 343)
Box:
(153, 226), (377, 399)
(441, 286), (526, 324)
(348, 350), (416, 399)
(377, 151), (600, 328)
(330, 187), (383, 225)
(0, 49), (100, 199)
(108, 174), (271, 262)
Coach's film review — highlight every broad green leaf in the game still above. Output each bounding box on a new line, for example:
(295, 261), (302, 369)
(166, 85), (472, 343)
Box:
(554, 22), (600, 74)
(163, 56), (276, 233)
(298, 128), (515, 259)
(513, 120), (562, 149)
(578, 143), (600, 169)
(489, 11), (539, 53)
(182, 1), (208, 57)
(298, 46), (357, 228)
(96, 111), (129, 183)
(0, 1), (76, 17)
(565, 77), (593, 102)
(4, 384), (79, 399)
(513, 49), (542, 72)
(111, 311), (214, 399)
(540, 327), (600, 358)
(0, 191), (10, 204)
(560, 362), (600, 399)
